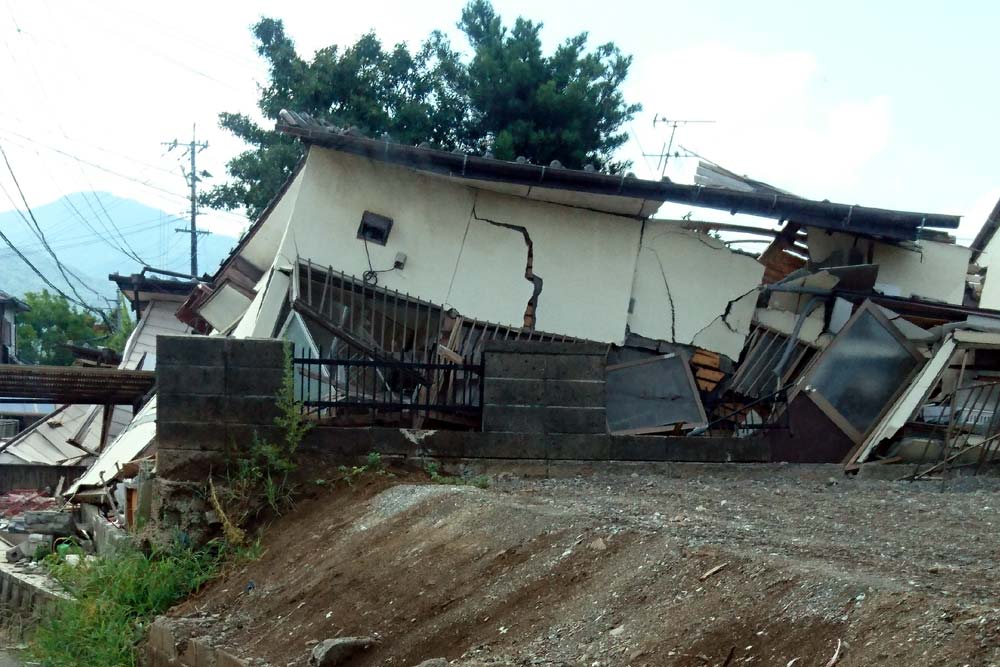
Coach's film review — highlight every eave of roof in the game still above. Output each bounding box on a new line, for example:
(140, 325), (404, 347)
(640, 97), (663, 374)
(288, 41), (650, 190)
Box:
(275, 110), (960, 243)
(970, 195), (1000, 263)
(109, 273), (199, 298)
(0, 290), (29, 313)
(211, 157), (306, 283)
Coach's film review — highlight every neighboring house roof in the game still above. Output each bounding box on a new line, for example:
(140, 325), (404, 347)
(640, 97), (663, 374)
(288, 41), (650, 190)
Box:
(67, 395), (157, 496)
(0, 290), (29, 313)
(275, 109), (960, 242)
(0, 404), (93, 465)
(110, 272), (200, 314)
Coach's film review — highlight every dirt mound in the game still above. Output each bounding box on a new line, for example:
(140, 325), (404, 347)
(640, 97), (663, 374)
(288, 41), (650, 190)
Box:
(170, 469), (1000, 666)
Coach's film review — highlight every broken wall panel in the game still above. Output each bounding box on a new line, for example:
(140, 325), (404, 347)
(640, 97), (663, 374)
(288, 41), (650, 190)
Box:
(605, 349), (706, 434)
(276, 149), (476, 307)
(447, 208), (537, 331)
(261, 149), (642, 344)
(628, 223), (764, 360)
(198, 283), (253, 333)
(807, 231), (970, 305)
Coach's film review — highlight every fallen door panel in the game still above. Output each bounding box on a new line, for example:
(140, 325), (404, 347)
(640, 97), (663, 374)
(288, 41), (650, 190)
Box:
(605, 352), (706, 433)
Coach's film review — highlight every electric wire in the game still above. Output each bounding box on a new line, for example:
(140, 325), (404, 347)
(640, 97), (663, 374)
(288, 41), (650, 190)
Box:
(0, 143), (107, 315)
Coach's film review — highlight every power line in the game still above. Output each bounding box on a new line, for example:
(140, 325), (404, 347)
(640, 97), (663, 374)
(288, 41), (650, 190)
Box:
(0, 142), (107, 316)
(0, 212), (186, 256)
(0, 129), (248, 223)
(4, 136), (155, 265)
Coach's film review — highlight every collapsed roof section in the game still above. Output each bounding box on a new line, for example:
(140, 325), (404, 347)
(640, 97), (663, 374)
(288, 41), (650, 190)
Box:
(276, 110), (960, 243)
(0, 275), (191, 467)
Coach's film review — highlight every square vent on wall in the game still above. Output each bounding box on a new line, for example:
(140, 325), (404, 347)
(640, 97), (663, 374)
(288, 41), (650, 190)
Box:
(357, 210), (393, 245)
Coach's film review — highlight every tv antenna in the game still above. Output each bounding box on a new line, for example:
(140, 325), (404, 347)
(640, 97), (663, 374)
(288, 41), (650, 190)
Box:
(645, 115), (715, 177)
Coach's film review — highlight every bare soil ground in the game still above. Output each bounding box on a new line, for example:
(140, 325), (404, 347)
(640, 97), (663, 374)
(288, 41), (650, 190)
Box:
(170, 462), (1000, 667)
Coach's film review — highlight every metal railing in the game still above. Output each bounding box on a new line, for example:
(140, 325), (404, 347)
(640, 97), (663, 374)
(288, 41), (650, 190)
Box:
(292, 346), (484, 421)
(905, 379), (1000, 480)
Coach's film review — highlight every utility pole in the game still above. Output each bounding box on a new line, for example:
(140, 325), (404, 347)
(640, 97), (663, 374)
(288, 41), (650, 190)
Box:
(163, 124), (210, 277)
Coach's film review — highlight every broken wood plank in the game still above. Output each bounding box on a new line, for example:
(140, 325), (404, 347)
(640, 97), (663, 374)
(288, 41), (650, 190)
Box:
(691, 351), (721, 367)
(696, 380), (716, 392)
(695, 368), (726, 383)
(699, 562), (729, 581)
(606, 353), (676, 372)
(843, 456), (903, 473)
(436, 344), (464, 364)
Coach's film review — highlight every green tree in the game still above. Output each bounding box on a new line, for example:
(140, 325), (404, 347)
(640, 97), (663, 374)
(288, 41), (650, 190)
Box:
(16, 290), (103, 366)
(202, 20), (469, 219)
(203, 1), (640, 219)
(458, 0), (639, 170)
(104, 294), (136, 355)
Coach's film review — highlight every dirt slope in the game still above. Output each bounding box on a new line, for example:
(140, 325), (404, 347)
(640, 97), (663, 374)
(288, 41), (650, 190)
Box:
(170, 468), (999, 667)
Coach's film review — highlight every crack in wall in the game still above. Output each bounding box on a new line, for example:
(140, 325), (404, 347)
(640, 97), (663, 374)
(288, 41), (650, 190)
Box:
(646, 247), (677, 342)
(471, 206), (544, 328)
(689, 285), (760, 345)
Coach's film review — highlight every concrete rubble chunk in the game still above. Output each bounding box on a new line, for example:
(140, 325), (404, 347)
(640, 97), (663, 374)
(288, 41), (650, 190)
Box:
(24, 510), (75, 536)
(412, 660), (448, 667)
(309, 636), (376, 666)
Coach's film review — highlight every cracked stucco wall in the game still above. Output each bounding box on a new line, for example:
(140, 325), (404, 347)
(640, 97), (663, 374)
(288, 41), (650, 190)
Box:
(236, 147), (761, 355)
(253, 147), (641, 343)
(448, 190), (641, 342)
(808, 230), (970, 305)
(628, 223), (764, 360)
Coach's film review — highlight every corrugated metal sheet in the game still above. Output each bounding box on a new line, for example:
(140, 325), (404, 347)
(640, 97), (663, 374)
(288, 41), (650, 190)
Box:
(67, 397), (157, 495)
(0, 404), (92, 465)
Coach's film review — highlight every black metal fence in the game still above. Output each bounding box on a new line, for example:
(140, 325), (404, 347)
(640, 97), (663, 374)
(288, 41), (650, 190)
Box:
(292, 347), (484, 421)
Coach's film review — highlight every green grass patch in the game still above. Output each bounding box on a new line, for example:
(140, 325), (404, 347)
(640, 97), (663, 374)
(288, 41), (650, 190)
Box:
(27, 541), (227, 667)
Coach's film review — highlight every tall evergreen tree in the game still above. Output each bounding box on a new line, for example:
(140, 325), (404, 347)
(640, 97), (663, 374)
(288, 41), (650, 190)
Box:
(204, 2), (640, 220)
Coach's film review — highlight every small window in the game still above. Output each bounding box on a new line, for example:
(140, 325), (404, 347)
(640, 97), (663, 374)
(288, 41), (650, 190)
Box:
(357, 211), (393, 245)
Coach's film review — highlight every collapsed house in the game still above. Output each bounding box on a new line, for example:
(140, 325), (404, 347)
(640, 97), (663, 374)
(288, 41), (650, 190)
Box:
(163, 110), (998, 478)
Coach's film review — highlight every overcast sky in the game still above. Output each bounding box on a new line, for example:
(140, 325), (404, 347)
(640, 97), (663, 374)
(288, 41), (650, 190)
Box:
(0, 0), (996, 258)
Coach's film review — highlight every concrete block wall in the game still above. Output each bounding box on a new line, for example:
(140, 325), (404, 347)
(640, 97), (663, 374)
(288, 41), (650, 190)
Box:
(0, 561), (67, 621)
(156, 336), (286, 483)
(482, 340), (609, 436)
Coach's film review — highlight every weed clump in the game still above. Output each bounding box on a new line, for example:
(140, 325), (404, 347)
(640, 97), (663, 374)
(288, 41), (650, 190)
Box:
(214, 347), (312, 537)
(29, 541), (223, 667)
(425, 461), (489, 489)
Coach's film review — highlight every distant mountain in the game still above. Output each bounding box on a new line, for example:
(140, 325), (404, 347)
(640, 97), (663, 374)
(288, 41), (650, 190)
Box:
(0, 192), (240, 304)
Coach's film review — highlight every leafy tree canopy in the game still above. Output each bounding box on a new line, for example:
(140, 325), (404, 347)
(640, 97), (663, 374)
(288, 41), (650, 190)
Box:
(15, 290), (133, 366)
(203, 0), (641, 219)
